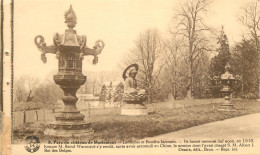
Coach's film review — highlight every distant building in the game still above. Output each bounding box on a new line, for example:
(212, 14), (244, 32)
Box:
(77, 94), (99, 102)
(76, 94), (100, 107)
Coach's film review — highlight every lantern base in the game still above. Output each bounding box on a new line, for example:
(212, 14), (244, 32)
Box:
(44, 121), (93, 137)
(218, 103), (236, 111)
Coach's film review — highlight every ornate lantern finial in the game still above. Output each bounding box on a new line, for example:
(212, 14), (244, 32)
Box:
(225, 62), (231, 72)
(64, 5), (77, 28)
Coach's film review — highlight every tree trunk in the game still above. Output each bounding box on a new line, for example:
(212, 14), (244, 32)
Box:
(26, 90), (32, 102)
(187, 61), (193, 99)
(173, 83), (177, 100)
(147, 88), (152, 104)
(255, 31), (260, 100)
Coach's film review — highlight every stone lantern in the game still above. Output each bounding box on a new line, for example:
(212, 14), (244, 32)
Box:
(213, 62), (242, 111)
(34, 5), (105, 136)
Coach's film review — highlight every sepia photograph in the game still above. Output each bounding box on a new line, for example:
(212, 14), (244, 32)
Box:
(3, 0), (260, 154)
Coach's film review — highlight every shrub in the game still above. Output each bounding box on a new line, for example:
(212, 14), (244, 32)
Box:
(241, 92), (256, 100)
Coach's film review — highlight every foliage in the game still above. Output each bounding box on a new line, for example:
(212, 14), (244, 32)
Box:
(121, 28), (165, 104)
(241, 92), (257, 100)
(231, 39), (259, 96)
(13, 101), (45, 112)
(99, 85), (107, 102)
(162, 37), (187, 99)
(238, 0), (260, 97)
(14, 81), (63, 111)
(172, 0), (213, 98)
(209, 26), (231, 77)
(208, 27), (231, 97)
(14, 75), (39, 103)
(32, 82), (63, 109)
(114, 83), (124, 102)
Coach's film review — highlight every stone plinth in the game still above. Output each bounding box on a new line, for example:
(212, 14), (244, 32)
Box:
(44, 111), (93, 137)
(121, 103), (148, 115)
(121, 93), (148, 116)
(218, 103), (236, 111)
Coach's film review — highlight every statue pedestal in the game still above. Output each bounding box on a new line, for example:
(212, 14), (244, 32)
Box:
(218, 103), (236, 111)
(121, 103), (148, 116)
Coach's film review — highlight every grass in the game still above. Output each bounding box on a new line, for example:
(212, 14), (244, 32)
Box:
(12, 99), (260, 144)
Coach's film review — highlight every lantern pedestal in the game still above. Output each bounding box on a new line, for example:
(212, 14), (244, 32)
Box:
(218, 86), (236, 111)
(44, 120), (93, 137)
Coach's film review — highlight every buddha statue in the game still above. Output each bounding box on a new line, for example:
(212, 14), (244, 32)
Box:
(122, 64), (147, 103)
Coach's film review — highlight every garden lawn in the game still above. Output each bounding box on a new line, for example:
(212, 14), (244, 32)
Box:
(13, 99), (260, 144)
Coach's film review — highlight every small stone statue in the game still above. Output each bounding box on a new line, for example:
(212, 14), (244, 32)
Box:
(123, 64), (146, 95)
(121, 64), (148, 115)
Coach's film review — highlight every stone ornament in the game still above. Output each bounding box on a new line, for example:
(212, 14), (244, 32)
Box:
(34, 5), (105, 137)
(212, 62), (242, 111)
(121, 64), (148, 115)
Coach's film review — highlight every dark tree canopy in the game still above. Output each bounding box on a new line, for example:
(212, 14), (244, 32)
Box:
(231, 38), (259, 98)
(209, 26), (231, 77)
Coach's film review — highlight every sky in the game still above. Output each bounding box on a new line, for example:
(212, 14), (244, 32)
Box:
(6, 0), (250, 79)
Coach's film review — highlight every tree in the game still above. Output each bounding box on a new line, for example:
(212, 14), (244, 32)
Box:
(33, 82), (63, 109)
(207, 26), (231, 97)
(114, 82), (124, 102)
(99, 85), (107, 102)
(192, 50), (210, 98)
(14, 75), (63, 111)
(231, 38), (258, 97)
(163, 36), (187, 99)
(25, 76), (39, 102)
(209, 26), (231, 76)
(239, 0), (260, 53)
(122, 28), (165, 104)
(239, 0), (260, 98)
(14, 75), (39, 103)
(14, 77), (26, 103)
(173, 0), (212, 98)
